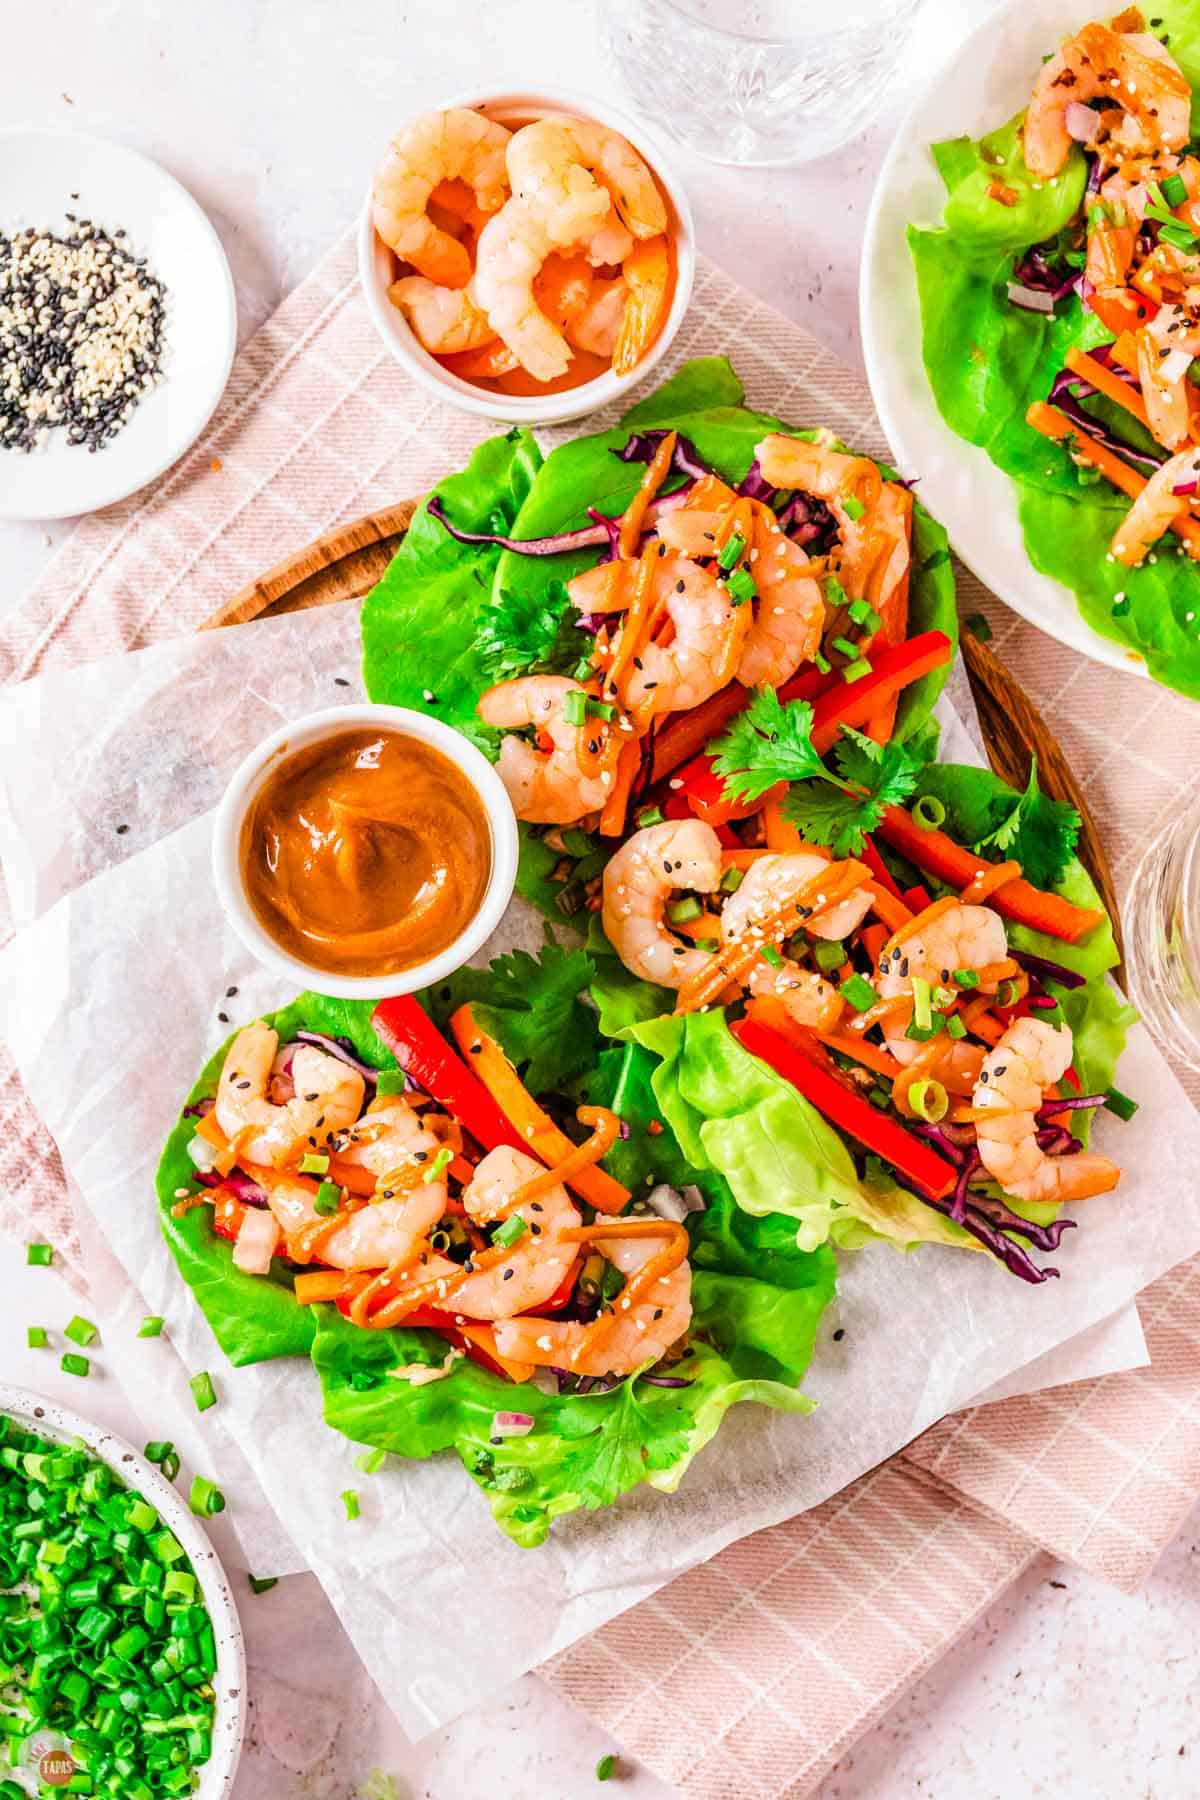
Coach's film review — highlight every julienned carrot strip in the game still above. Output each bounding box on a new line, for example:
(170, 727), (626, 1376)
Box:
(860, 923), (889, 967)
(865, 881), (914, 935)
(618, 429), (677, 559)
(606, 544), (658, 696)
(295, 1271), (348, 1305)
(1064, 348), (1152, 432)
(1026, 401), (1145, 500)
(598, 737), (642, 838)
(876, 804), (1104, 944)
(815, 1031), (901, 1081)
(448, 1004), (630, 1213)
(863, 484), (913, 742)
(763, 795), (806, 853)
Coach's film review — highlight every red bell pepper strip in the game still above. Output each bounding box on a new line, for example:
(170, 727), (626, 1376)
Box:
(902, 883), (933, 912)
(673, 751), (787, 826)
(729, 1017), (957, 1201)
(662, 789), (740, 847)
(859, 833), (905, 903)
(874, 805), (1105, 945)
(371, 996), (522, 1153)
(650, 667), (835, 785)
(809, 631), (954, 753)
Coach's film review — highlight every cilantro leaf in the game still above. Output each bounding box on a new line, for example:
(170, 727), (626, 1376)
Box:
(781, 781), (884, 858)
(972, 756), (1080, 888)
(555, 1376), (693, 1511)
(709, 687), (828, 802)
(782, 724), (934, 857)
(427, 940), (599, 1091)
(476, 578), (591, 681)
(831, 726), (933, 809)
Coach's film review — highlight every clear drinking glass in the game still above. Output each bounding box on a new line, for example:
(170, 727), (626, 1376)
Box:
(1124, 801), (1200, 1073)
(599, 0), (924, 167)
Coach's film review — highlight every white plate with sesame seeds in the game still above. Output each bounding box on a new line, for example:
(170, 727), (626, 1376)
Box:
(0, 128), (236, 521)
(861, 0), (1156, 682)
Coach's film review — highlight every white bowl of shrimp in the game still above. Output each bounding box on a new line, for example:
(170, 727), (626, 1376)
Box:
(357, 88), (696, 426)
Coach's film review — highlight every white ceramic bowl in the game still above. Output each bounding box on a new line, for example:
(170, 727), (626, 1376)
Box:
(357, 87), (695, 426)
(0, 128), (236, 521)
(0, 1382), (245, 1799)
(211, 703), (519, 1001)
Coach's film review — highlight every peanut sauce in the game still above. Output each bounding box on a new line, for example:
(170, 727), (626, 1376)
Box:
(240, 727), (491, 977)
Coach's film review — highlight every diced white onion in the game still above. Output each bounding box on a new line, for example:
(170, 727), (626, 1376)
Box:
(232, 1207), (281, 1275)
(1006, 282), (1056, 314)
(1159, 346), (1193, 386)
(186, 1134), (218, 1173)
(645, 1183), (707, 1221)
(490, 1410), (535, 1437)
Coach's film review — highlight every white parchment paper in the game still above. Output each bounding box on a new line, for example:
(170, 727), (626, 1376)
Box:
(0, 606), (1192, 1740)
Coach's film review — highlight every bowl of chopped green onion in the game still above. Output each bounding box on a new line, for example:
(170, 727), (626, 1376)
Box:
(0, 1383), (245, 1798)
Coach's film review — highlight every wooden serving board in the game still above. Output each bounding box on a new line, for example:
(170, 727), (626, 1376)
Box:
(200, 502), (1123, 966)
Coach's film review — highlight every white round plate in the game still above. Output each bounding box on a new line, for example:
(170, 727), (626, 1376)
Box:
(0, 129), (236, 520)
(862, 0), (1151, 680)
(0, 1382), (246, 1798)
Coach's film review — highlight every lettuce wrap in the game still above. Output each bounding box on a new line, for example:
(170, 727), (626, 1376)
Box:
(907, 4), (1200, 698)
(156, 951), (835, 1547)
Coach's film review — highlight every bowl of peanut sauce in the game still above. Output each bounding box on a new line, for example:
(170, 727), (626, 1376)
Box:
(212, 705), (518, 998)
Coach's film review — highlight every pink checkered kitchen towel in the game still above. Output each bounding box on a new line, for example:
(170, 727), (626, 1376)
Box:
(3, 232), (1200, 1800)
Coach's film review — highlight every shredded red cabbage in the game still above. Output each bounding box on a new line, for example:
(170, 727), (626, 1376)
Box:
(1011, 244), (1080, 303)
(427, 495), (613, 557)
(183, 1097), (215, 1119)
(613, 429), (715, 483)
(1045, 366), (1165, 473)
(640, 1374), (695, 1388)
(1036, 1093), (1105, 1114)
(195, 1168), (268, 1207)
(894, 1170), (1072, 1282)
(294, 1030), (380, 1086)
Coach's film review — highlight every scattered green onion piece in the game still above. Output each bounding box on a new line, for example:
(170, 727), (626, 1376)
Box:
(840, 657), (872, 683)
(562, 689), (588, 726)
(725, 566), (757, 603)
(719, 866), (744, 893)
(717, 532), (745, 571)
(355, 1446), (388, 1475)
(847, 598), (882, 631)
(912, 794), (946, 831)
(65, 1314), (98, 1348)
(188, 1477), (225, 1518)
(759, 944), (784, 969)
(946, 1013), (967, 1040)
(493, 1213), (528, 1249)
(868, 1085), (892, 1109)
(1111, 593), (1132, 618)
(693, 937), (720, 953)
(996, 977), (1022, 1008)
(340, 1489), (361, 1522)
(422, 1146), (453, 1185)
(839, 974), (878, 1012)
(137, 1316), (164, 1338)
(814, 938), (846, 972)
(189, 1372), (216, 1414)
(903, 1021), (941, 1043)
(1162, 171), (1188, 207)
(908, 1078), (949, 1123)
(596, 1755), (618, 1782)
(813, 650), (831, 674)
(952, 967), (981, 988)
(61, 1353), (90, 1378)
(375, 1069), (408, 1097)
(26, 1326), (48, 1349)
(666, 895), (703, 924)
(842, 495), (865, 521)
(314, 1180), (342, 1217)
(963, 611), (993, 643)
(248, 1574), (278, 1595)
(586, 697), (616, 721)
(144, 1441), (181, 1482)
(298, 1151), (330, 1175)
(1103, 1084), (1139, 1121)
(634, 805), (663, 829)
(931, 984), (958, 1011)
(26, 1243), (53, 1266)
(911, 975), (933, 1032)
(831, 635), (859, 658)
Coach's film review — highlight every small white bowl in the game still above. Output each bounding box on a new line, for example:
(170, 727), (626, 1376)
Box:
(211, 703), (519, 1001)
(357, 87), (696, 426)
(0, 1382), (246, 1800)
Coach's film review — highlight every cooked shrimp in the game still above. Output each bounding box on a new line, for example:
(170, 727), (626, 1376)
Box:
(474, 199), (581, 381)
(335, 1095), (452, 1189)
(565, 275), (627, 358)
(507, 116), (667, 243)
(974, 1017), (1120, 1205)
(477, 675), (621, 824)
(387, 275), (496, 354)
(602, 819), (724, 988)
(1110, 444), (1200, 565)
(260, 1171), (448, 1273)
(1135, 312), (1194, 451)
(622, 555), (751, 717)
(447, 1146), (582, 1319)
(754, 434), (908, 603)
(494, 1225), (691, 1376)
(215, 1024), (364, 1168)
(736, 508), (823, 687)
(721, 852), (873, 948)
(876, 904), (1010, 1064)
(580, 213), (635, 267)
(372, 108), (512, 287)
(1024, 23), (1190, 180)
(745, 960), (843, 1029)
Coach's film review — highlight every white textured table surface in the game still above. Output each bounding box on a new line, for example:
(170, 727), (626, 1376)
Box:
(4, 1), (1198, 1795)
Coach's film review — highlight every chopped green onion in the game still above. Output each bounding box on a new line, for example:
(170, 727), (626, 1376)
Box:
(842, 495), (865, 521)
(903, 1021), (941, 1043)
(26, 1243), (53, 1266)
(586, 697), (616, 721)
(355, 1446), (388, 1475)
(868, 1085), (892, 1109)
(725, 566), (757, 604)
(996, 977), (1022, 1008)
(340, 1489), (361, 1522)
(931, 985), (958, 1011)
(912, 794), (946, 831)
(840, 657), (872, 683)
(1103, 1084), (1139, 1121)
(596, 1755), (618, 1782)
(946, 1013), (967, 1040)
(666, 895), (703, 924)
(848, 598), (882, 631)
(1162, 170), (1189, 207)
(375, 1069), (408, 1097)
(952, 967), (981, 988)
(719, 866), (744, 893)
(963, 611), (993, 643)
(908, 1078), (949, 1123)
(422, 1146), (454, 1184)
(839, 974), (878, 1012)
(562, 688), (588, 726)
(717, 532), (745, 571)
(26, 1326), (48, 1349)
(137, 1316), (165, 1339)
(144, 1441), (180, 1482)
(634, 805), (663, 829)
(189, 1372), (216, 1414)
(493, 1213), (528, 1248)
(1111, 593), (1132, 618)
(298, 1151), (330, 1175)
(814, 938), (846, 972)
(759, 944), (784, 969)
(911, 975), (933, 1032)
(188, 1477), (225, 1518)
(65, 1314), (98, 1348)
(831, 635), (859, 658)
(314, 1180), (342, 1216)
(813, 651), (831, 675)
(248, 1574), (278, 1595)
(61, 1353), (90, 1378)
(693, 937), (720, 953)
